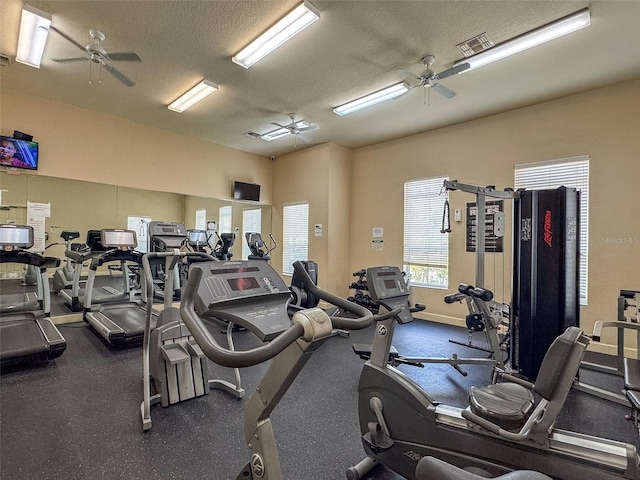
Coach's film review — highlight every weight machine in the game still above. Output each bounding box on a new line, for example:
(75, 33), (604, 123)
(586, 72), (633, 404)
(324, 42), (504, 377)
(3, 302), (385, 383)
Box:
(440, 180), (517, 372)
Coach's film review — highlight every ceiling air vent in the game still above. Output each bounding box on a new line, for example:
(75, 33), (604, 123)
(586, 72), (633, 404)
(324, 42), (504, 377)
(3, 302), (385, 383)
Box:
(0, 54), (11, 67)
(457, 33), (495, 57)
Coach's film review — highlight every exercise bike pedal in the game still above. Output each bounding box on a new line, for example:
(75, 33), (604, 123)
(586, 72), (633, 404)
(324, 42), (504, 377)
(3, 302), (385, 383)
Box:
(363, 422), (394, 453)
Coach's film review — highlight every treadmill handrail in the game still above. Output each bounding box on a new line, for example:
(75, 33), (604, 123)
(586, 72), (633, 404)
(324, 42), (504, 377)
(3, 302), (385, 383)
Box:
(89, 249), (144, 269)
(180, 261), (374, 368)
(0, 250), (60, 269)
(141, 251), (214, 308)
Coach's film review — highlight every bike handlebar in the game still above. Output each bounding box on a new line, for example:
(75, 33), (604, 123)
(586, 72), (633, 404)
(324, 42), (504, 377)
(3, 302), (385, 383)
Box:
(179, 260), (374, 369)
(291, 261), (373, 330)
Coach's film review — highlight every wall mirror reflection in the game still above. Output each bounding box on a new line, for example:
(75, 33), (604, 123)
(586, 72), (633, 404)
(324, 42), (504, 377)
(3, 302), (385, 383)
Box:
(0, 171), (272, 318)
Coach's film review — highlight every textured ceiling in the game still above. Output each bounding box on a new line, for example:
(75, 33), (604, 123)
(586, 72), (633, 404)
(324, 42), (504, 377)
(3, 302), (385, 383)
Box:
(1, 0), (639, 158)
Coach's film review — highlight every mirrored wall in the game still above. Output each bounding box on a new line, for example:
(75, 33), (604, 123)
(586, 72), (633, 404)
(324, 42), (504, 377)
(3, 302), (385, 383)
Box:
(0, 171), (272, 308)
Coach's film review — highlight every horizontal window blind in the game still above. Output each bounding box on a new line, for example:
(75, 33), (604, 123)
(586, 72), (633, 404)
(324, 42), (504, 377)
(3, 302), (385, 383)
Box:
(514, 156), (589, 304)
(404, 177), (449, 288)
(242, 208), (262, 260)
(283, 203), (308, 275)
(218, 205), (232, 234)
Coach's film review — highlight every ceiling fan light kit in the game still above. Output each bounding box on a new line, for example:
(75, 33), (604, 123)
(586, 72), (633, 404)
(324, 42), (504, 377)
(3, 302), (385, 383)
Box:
(333, 82), (410, 116)
(232, 0), (320, 69)
(168, 80), (219, 113)
(262, 120), (314, 141)
(454, 8), (591, 72)
(16, 4), (52, 68)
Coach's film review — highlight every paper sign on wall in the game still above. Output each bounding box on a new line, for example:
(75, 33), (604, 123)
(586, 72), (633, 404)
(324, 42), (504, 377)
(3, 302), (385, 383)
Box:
(26, 201), (50, 252)
(128, 216), (152, 253)
(372, 239), (384, 251)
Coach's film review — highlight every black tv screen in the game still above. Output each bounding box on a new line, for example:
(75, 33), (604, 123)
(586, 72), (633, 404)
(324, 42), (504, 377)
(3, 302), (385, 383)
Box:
(233, 181), (260, 202)
(0, 136), (38, 170)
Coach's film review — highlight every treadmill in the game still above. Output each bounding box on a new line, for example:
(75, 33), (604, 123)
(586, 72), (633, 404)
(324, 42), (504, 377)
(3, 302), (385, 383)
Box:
(83, 229), (154, 347)
(0, 224), (67, 366)
(60, 230), (128, 312)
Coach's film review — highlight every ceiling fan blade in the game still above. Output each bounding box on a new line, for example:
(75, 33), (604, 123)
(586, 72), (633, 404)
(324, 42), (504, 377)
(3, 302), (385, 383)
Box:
(103, 64), (135, 87)
(50, 26), (87, 53)
(435, 62), (470, 80)
(401, 69), (422, 81)
(51, 57), (88, 63)
(298, 123), (318, 132)
(107, 52), (142, 62)
(271, 122), (288, 129)
(432, 83), (456, 98)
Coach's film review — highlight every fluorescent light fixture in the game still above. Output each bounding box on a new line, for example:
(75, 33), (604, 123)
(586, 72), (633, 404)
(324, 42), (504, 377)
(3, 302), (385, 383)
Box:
(16, 4), (52, 68)
(454, 8), (591, 72)
(232, 1), (320, 68)
(260, 120), (314, 141)
(168, 80), (218, 113)
(333, 82), (410, 116)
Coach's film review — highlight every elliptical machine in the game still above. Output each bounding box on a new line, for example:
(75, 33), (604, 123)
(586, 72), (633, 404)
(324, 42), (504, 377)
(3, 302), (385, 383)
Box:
(245, 232), (276, 261)
(140, 247), (244, 431)
(347, 265), (640, 480)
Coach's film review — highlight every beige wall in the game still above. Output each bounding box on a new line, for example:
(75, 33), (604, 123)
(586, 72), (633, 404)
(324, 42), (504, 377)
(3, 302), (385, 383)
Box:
(347, 78), (640, 351)
(271, 143), (352, 296)
(3, 80), (639, 354)
(1, 90), (273, 203)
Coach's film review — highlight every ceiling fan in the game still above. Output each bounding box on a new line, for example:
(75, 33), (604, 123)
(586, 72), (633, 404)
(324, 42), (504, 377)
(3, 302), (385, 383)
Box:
(405, 55), (470, 102)
(50, 27), (141, 87)
(260, 114), (318, 145)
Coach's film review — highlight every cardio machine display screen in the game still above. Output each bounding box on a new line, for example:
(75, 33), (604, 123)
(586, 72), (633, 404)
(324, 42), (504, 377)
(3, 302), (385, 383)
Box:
(213, 266), (260, 275)
(102, 230), (136, 248)
(227, 276), (260, 291)
(0, 225), (33, 248)
(384, 279), (397, 289)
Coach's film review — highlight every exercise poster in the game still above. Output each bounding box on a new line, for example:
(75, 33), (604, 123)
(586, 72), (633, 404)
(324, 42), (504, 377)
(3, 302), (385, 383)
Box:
(466, 200), (504, 253)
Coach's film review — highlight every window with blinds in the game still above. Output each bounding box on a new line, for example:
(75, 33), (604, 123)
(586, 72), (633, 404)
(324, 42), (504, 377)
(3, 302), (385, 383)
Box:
(514, 156), (589, 305)
(242, 208), (262, 260)
(403, 176), (449, 288)
(218, 206), (232, 233)
(282, 203), (309, 275)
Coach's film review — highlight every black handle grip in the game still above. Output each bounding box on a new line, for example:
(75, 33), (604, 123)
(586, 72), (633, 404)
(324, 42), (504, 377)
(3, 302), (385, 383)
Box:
(444, 293), (465, 304)
(471, 287), (494, 302)
(292, 261), (373, 330)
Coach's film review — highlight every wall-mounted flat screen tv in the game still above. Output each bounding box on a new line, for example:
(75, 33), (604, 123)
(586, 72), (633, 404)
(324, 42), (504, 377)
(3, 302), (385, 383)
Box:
(233, 181), (260, 202)
(0, 136), (39, 170)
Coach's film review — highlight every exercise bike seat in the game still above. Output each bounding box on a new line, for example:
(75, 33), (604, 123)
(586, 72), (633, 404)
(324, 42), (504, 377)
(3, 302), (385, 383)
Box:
(415, 456), (552, 480)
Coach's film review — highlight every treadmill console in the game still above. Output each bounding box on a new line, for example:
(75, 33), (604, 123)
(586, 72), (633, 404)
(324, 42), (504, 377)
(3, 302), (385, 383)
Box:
(101, 229), (137, 249)
(0, 224), (34, 249)
(187, 229), (208, 248)
(366, 266), (414, 324)
(149, 221), (188, 250)
(193, 260), (292, 341)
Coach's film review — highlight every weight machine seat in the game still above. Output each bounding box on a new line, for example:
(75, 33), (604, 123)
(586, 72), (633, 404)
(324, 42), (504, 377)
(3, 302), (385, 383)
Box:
(416, 456), (552, 480)
(468, 382), (534, 431)
(465, 327), (588, 437)
(623, 358), (640, 391)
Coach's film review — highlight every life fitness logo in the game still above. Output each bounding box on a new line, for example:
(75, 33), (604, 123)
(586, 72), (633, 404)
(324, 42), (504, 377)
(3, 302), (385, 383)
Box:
(543, 210), (553, 247)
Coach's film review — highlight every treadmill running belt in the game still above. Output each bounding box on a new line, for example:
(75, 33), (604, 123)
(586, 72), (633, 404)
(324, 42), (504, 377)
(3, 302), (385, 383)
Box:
(0, 319), (50, 362)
